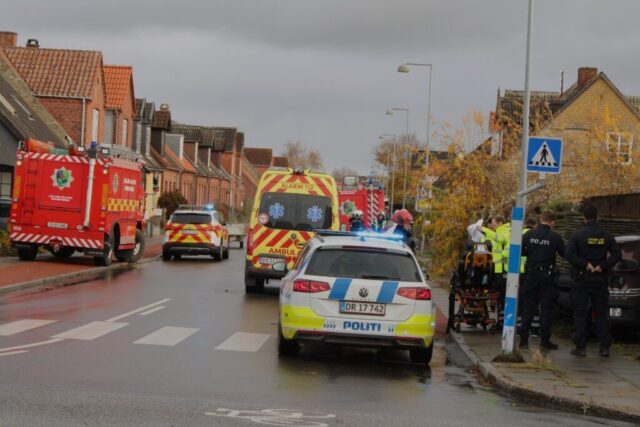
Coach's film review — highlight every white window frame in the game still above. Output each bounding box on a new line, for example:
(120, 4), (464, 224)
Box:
(135, 123), (142, 153)
(121, 119), (128, 147)
(606, 132), (633, 164)
(91, 109), (100, 143)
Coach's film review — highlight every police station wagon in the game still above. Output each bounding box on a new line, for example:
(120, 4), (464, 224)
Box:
(278, 230), (435, 364)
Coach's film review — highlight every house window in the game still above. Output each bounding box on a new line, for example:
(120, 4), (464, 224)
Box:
(606, 132), (633, 164)
(0, 169), (12, 198)
(91, 109), (100, 143)
(121, 119), (128, 147)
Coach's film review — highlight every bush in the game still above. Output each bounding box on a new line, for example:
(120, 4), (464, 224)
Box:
(157, 190), (188, 219)
(0, 230), (15, 257)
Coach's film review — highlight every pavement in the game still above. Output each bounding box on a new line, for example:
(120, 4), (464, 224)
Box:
(1, 246), (630, 426)
(0, 236), (164, 296)
(429, 283), (640, 423)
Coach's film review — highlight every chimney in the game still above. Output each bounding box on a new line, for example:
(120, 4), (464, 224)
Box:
(577, 67), (598, 89)
(0, 31), (17, 48)
(160, 103), (169, 111)
(26, 38), (40, 48)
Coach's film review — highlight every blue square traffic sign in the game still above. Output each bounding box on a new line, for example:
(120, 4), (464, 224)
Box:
(526, 137), (563, 174)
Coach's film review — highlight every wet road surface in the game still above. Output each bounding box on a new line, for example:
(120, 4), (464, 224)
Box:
(0, 248), (632, 426)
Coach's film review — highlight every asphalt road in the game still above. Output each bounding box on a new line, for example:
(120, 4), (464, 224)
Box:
(0, 247), (632, 427)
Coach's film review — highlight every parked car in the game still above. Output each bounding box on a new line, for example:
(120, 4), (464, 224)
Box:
(556, 235), (640, 332)
(608, 236), (640, 330)
(0, 198), (10, 231)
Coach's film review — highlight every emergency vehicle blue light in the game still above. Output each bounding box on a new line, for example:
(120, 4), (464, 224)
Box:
(204, 204), (214, 211)
(354, 231), (404, 242)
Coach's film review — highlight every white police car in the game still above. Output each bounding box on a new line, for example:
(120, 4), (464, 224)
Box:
(278, 230), (435, 364)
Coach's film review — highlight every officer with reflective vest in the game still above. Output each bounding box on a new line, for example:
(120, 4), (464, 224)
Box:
(566, 206), (621, 357)
(519, 210), (565, 350)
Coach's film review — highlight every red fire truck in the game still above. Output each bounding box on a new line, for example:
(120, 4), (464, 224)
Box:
(9, 139), (146, 266)
(338, 177), (385, 230)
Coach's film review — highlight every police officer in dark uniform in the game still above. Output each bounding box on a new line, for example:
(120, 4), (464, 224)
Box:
(566, 206), (621, 357)
(519, 210), (565, 350)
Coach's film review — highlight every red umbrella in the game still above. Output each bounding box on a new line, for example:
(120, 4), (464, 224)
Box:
(391, 209), (413, 223)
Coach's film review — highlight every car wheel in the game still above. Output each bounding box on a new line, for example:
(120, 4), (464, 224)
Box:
(173, 254), (182, 260)
(278, 323), (299, 357)
(410, 343), (433, 364)
(51, 247), (74, 258)
(245, 271), (265, 294)
(17, 245), (38, 261)
(94, 235), (113, 266)
(239, 241), (244, 249)
(223, 241), (230, 260)
(162, 251), (171, 261)
(213, 245), (223, 261)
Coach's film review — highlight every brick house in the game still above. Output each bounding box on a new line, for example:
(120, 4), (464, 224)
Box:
(133, 98), (164, 221)
(244, 147), (274, 175)
(211, 127), (244, 210)
(493, 66), (640, 197)
(104, 65), (135, 149)
(1, 32), (107, 146)
(0, 48), (69, 198)
(272, 156), (289, 167)
(150, 104), (181, 195)
(165, 133), (197, 204)
(241, 157), (261, 208)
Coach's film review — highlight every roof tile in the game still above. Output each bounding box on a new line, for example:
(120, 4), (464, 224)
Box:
(104, 65), (133, 110)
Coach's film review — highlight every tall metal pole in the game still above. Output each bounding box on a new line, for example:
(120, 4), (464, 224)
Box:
(402, 110), (409, 209)
(391, 142), (396, 209)
(426, 66), (432, 159)
(501, 0), (534, 355)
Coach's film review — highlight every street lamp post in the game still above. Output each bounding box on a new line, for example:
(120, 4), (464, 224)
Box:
(379, 134), (396, 207)
(386, 108), (409, 209)
(397, 63), (432, 164)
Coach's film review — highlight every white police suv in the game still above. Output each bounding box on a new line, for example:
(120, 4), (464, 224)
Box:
(278, 230), (435, 364)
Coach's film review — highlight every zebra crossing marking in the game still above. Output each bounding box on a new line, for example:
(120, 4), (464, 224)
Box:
(0, 319), (56, 336)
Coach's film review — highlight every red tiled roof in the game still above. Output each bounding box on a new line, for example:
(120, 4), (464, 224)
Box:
(153, 109), (171, 130)
(244, 147), (273, 166)
(272, 156), (289, 167)
(150, 146), (181, 171)
(104, 65), (133, 110)
(3, 47), (102, 98)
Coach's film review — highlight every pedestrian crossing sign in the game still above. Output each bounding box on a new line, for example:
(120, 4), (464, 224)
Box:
(526, 137), (562, 174)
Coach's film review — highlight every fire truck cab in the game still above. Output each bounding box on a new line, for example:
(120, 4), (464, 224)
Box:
(9, 140), (146, 266)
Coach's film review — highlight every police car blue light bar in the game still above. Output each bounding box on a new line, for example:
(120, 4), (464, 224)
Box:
(314, 229), (404, 242)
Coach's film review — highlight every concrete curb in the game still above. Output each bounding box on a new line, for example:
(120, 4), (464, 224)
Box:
(449, 331), (640, 423)
(0, 255), (160, 297)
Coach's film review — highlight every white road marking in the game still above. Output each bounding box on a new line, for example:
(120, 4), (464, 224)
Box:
(215, 332), (271, 352)
(205, 408), (336, 426)
(0, 319), (57, 336)
(52, 321), (128, 340)
(0, 338), (63, 353)
(133, 326), (198, 346)
(106, 298), (171, 322)
(0, 350), (28, 357)
(139, 306), (165, 316)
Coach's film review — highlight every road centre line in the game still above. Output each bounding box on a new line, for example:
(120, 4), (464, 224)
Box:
(52, 321), (128, 340)
(106, 298), (171, 322)
(139, 306), (165, 316)
(0, 319), (57, 336)
(0, 338), (63, 353)
(215, 332), (271, 352)
(0, 350), (28, 357)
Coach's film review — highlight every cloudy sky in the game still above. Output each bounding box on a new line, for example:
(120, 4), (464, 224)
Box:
(4, 0), (640, 173)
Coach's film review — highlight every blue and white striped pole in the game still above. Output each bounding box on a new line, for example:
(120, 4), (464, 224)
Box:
(502, 207), (524, 353)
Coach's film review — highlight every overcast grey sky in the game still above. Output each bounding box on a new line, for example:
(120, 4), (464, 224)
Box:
(4, 0), (640, 173)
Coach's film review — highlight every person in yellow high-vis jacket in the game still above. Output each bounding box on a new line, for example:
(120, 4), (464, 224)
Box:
(481, 216), (508, 285)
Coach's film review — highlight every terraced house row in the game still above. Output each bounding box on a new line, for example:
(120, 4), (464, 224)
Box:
(0, 30), (284, 224)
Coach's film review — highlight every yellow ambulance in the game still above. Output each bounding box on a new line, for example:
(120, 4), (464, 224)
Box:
(245, 167), (339, 293)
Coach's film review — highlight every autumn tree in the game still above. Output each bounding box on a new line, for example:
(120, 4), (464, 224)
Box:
(332, 167), (359, 185)
(282, 141), (324, 170)
(373, 134), (421, 208)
